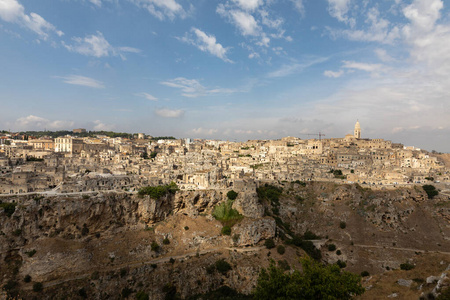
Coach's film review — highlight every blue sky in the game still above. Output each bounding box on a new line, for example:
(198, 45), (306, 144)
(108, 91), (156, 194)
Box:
(1, 0), (450, 151)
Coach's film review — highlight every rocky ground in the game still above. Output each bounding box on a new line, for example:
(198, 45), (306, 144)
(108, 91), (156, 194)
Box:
(0, 182), (449, 299)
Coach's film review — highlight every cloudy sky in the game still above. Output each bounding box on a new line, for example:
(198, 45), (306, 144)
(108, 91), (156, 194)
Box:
(0, 0), (449, 151)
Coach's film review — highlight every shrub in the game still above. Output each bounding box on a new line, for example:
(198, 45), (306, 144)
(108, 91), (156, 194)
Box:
(339, 221), (347, 229)
(277, 245), (286, 255)
(24, 275), (32, 283)
(232, 234), (240, 243)
(206, 264), (216, 274)
(215, 259), (232, 274)
(257, 185), (283, 205)
(400, 263), (415, 270)
(328, 244), (336, 251)
(227, 190), (238, 200)
(25, 249), (37, 257)
(278, 259), (290, 271)
(336, 260), (347, 268)
(120, 268), (127, 277)
(423, 185), (439, 199)
(303, 231), (320, 240)
(265, 238), (275, 249)
(212, 200), (243, 226)
(184, 226), (189, 230)
(0, 202), (16, 217)
(78, 288), (87, 299)
(221, 225), (232, 235)
(136, 291), (149, 300)
(33, 282), (43, 292)
(3, 280), (17, 291)
(151, 241), (160, 252)
(163, 238), (170, 245)
(121, 287), (133, 298)
(254, 256), (364, 299)
(361, 271), (370, 277)
(138, 182), (178, 199)
(169, 258), (175, 264)
(13, 229), (22, 236)
(336, 250), (342, 255)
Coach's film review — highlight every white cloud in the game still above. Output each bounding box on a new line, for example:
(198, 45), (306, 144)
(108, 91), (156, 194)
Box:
(327, 0), (355, 27)
(129, 0), (186, 21)
(135, 92), (157, 101)
(93, 120), (114, 131)
(342, 61), (383, 72)
(324, 70), (344, 78)
(179, 28), (233, 63)
(290, 0), (305, 17)
(14, 115), (74, 130)
(229, 10), (260, 36)
(403, 0), (443, 33)
(155, 108), (184, 118)
(160, 77), (235, 98)
(374, 48), (394, 62)
(0, 0), (63, 39)
(89, 0), (102, 7)
(57, 75), (105, 89)
(191, 127), (218, 135)
(63, 31), (140, 59)
(267, 57), (329, 78)
(231, 0), (263, 11)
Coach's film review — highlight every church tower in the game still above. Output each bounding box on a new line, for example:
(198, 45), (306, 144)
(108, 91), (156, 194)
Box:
(354, 120), (361, 139)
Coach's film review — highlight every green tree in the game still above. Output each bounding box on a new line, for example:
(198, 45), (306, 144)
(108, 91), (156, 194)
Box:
(227, 190), (238, 200)
(253, 257), (364, 300)
(423, 184), (439, 199)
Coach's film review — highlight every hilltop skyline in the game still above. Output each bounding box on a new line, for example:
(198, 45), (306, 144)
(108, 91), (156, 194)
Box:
(1, 0), (450, 151)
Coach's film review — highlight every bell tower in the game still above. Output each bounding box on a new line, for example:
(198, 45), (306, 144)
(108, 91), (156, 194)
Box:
(354, 120), (361, 139)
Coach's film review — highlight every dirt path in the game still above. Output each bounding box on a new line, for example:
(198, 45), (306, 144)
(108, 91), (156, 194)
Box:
(353, 244), (450, 255)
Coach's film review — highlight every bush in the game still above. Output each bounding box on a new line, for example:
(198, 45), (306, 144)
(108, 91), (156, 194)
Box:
(212, 200), (243, 227)
(227, 190), (238, 200)
(278, 259), (290, 271)
(339, 221), (347, 229)
(336, 260), (346, 268)
(303, 231), (320, 240)
(232, 234), (240, 243)
(78, 288), (87, 299)
(277, 245), (286, 255)
(423, 185), (439, 199)
(121, 287), (133, 298)
(169, 258), (175, 264)
(215, 259), (232, 274)
(253, 256), (364, 299)
(0, 202), (16, 217)
(13, 229), (22, 236)
(24, 275), (32, 283)
(257, 185), (283, 205)
(221, 225), (231, 236)
(120, 268), (127, 277)
(25, 249), (37, 257)
(138, 182), (179, 199)
(136, 291), (149, 300)
(328, 244), (336, 251)
(265, 238), (275, 249)
(33, 282), (43, 292)
(151, 241), (160, 252)
(336, 250), (342, 255)
(163, 238), (170, 245)
(361, 271), (370, 277)
(400, 262), (415, 270)
(184, 226), (189, 230)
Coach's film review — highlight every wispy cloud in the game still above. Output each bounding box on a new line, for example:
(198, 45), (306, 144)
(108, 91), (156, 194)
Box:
(267, 57), (329, 78)
(179, 28), (233, 63)
(129, 0), (187, 21)
(135, 92), (158, 101)
(160, 77), (236, 98)
(0, 0), (63, 40)
(93, 120), (114, 131)
(155, 108), (184, 118)
(324, 70), (344, 78)
(56, 75), (105, 88)
(63, 31), (140, 59)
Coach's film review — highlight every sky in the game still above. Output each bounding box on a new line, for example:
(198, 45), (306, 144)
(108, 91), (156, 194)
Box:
(0, 0), (450, 152)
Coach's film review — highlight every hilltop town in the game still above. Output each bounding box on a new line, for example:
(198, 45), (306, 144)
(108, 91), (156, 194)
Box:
(0, 121), (448, 195)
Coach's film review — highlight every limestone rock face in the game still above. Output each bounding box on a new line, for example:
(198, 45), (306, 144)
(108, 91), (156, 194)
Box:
(232, 217), (276, 246)
(232, 191), (264, 219)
